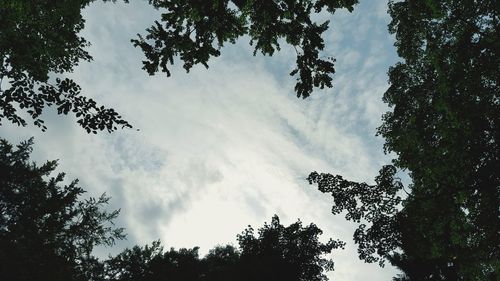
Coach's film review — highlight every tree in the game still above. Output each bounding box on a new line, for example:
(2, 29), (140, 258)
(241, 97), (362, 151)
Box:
(104, 215), (344, 281)
(380, 1), (499, 279)
(0, 0), (131, 132)
(202, 245), (240, 281)
(307, 165), (403, 267)
(235, 215), (344, 281)
(1, 0), (358, 132)
(133, 0), (358, 98)
(105, 242), (205, 281)
(0, 138), (125, 281)
(309, 0), (499, 280)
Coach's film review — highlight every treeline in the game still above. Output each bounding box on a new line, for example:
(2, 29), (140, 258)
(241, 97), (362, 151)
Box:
(0, 138), (343, 281)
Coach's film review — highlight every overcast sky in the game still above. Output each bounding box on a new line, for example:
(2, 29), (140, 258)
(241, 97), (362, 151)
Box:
(2, 0), (401, 280)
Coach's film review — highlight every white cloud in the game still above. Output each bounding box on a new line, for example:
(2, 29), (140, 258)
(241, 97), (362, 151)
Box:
(1, 0), (401, 280)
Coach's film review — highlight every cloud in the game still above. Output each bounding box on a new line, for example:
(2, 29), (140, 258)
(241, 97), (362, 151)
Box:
(1, 0), (401, 280)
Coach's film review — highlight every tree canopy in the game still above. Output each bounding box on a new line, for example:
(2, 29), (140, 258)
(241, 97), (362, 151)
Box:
(134, 0), (358, 98)
(105, 215), (344, 281)
(381, 1), (499, 279)
(1, 0), (358, 131)
(309, 0), (499, 280)
(2, 0), (498, 280)
(0, 138), (125, 281)
(0, 0), (131, 132)
(0, 138), (343, 281)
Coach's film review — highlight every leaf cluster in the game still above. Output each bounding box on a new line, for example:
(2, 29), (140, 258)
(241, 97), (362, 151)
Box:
(0, 0), (131, 132)
(132, 0), (358, 98)
(0, 138), (125, 281)
(378, 1), (499, 279)
(0, 138), (343, 281)
(308, 165), (402, 266)
(309, 1), (499, 279)
(104, 215), (343, 281)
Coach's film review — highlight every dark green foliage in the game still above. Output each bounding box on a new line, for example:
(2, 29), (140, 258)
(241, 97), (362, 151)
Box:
(235, 215), (344, 281)
(308, 165), (403, 267)
(1, 0), (359, 131)
(0, 138), (341, 280)
(309, 0), (499, 280)
(133, 0), (358, 98)
(0, 138), (125, 281)
(0, 0), (131, 132)
(106, 242), (203, 281)
(203, 245), (240, 281)
(380, 0), (500, 279)
(104, 215), (343, 281)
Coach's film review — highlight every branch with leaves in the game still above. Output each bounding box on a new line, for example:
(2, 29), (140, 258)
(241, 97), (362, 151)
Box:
(133, 0), (358, 98)
(0, 0), (131, 132)
(308, 165), (403, 266)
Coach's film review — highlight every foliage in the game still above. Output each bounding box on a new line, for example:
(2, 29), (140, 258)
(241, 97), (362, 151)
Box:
(0, 0), (131, 132)
(133, 0), (358, 98)
(0, 138), (125, 281)
(104, 215), (343, 281)
(307, 165), (403, 267)
(236, 215), (344, 281)
(106, 242), (203, 281)
(1, 0), (359, 131)
(309, 0), (499, 280)
(381, 0), (500, 279)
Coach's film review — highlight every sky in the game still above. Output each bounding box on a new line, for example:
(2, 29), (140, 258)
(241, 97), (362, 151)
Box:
(1, 0), (401, 280)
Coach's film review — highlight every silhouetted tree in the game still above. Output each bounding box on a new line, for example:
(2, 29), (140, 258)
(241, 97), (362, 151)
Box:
(0, 138), (125, 281)
(105, 241), (203, 281)
(1, 0), (359, 131)
(307, 165), (403, 267)
(380, 1), (499, 278)
(104, 215), (344, 281)
(236, 215), (344, 281)
(134, 0), (358, 98)
(202, 245), (240, 281)
(309, 1), (499, 280)
(0, 0), (131, 132)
